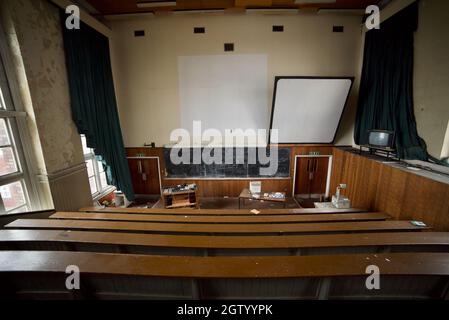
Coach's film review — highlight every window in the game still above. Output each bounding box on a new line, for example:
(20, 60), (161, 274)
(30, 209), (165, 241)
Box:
(81, 135), (114, 199)
(0, 56), (33, 214)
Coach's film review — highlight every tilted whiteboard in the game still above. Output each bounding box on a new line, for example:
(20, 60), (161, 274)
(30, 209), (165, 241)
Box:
(269, 77), (353, 144)
(178, 54), (268, 144)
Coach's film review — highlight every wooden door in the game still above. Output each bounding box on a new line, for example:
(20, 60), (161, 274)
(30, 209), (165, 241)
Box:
(128, 158), (161, 195)
(294, 157), (329, 197)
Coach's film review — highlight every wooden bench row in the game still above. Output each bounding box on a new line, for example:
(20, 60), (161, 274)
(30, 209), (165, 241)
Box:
(79, 206), (367, 216)
(1, 208), (445, 299)
(1, 251), (449, 299)
(51, 211), (391, 224)
(0, 230), (448, 255)
(1, 250), (448, 278)
(5, 219), (428, 235)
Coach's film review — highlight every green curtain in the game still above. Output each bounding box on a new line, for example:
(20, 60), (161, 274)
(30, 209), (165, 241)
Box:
(354, 2), (428, 160)
(60, 14), (135, 200)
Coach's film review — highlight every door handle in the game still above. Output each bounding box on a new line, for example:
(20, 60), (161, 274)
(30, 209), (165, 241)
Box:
(137, 161), (142, 174)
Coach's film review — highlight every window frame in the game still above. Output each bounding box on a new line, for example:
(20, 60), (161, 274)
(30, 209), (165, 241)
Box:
(0, 73), (34, 214)
(81, 135), (115, 200)
(0, 23), (40, 215)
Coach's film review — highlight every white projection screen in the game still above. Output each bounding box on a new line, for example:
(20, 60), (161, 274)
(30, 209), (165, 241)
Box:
(270, 77), (353, 144)
(178, 54), (268, 142)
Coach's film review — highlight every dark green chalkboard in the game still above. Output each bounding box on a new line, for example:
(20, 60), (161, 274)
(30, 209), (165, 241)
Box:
(164, 147), (290, 178)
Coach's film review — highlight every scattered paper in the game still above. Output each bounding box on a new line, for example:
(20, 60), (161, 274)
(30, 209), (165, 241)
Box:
(251, 209), (260, 215)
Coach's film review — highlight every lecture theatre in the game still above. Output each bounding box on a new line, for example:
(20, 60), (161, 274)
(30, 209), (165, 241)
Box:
(0, 0), (448, 301)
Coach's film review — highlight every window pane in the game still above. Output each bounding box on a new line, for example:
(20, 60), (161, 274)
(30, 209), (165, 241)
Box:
(97, 160), (105, 173)
(89, 176), (98, 194)
(81, 135), (93, 155)
(100, 171), (108, 189)
(0, 180), (26, 211)
(0, 85), (6, 110)
(0, 119), (11, 145)
(0, 147), (18, 176)
(86, 159), (95, 177)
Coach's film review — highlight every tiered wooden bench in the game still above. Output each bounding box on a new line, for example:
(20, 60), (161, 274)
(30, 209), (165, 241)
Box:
(1, 207), (448, 299)
(50, 211), (391, 224)
(5, 219), (428, 235)
(79, 206), (368, 215)
(1, 251), (449, 299)
(0, 229), (448, 256)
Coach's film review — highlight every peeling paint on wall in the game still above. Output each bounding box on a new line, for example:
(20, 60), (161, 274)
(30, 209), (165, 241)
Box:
(7, 0), (84, 173)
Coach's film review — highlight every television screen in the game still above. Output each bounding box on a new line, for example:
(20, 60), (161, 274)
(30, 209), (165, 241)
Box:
(368, 130), (394, 148)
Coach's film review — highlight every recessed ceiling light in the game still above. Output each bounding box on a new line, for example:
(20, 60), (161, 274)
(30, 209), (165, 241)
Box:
(294, 0), (336, 3)
(318, 9), (365, 15)
(246, 8), (300, 14)
(136, 1), (176, 8)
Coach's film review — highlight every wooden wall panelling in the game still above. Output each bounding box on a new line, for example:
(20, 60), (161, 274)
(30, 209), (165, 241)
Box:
(433, 187), (449, 231)
(126, 145), (339, 199)
(376, 166), (409, 220)
(365, 159), (382, 211)
(354, 155), (381, 211)
(161, 179), (291, 198)
(330, 148), (449, 231)
(400, 174), (449, 231)
(125, 145), (338, 198)
(329, 148), (347, 195)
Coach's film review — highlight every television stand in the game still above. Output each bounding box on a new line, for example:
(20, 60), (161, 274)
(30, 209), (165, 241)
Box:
(359, 145), (399, 160)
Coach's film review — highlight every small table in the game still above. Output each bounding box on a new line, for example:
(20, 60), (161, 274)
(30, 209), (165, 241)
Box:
(162, 186), (199, 209)
(238, 189), (286, 209)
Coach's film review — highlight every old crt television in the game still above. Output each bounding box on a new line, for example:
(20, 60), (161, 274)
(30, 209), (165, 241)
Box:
(368, 130), (395, 149)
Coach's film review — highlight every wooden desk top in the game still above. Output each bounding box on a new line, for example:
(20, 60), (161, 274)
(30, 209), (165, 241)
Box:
(0, 230), (447, 249)
(1, 251), (449, 278)
(79, 206), (367, 215)
(50, 211), (391, 224)
(6, 219), (429, 235)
